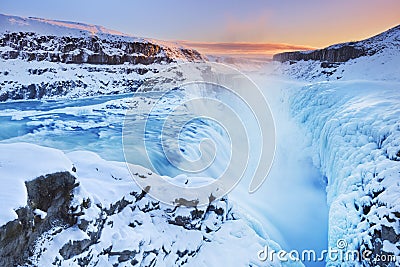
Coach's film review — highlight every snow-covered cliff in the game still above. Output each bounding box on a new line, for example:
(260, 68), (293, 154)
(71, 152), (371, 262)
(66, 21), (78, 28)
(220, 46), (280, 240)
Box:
(0, 14), (204, 101)
(278, 25), (400, 267)
(0, 143), (300, 267)
(273, 24), (400, 64)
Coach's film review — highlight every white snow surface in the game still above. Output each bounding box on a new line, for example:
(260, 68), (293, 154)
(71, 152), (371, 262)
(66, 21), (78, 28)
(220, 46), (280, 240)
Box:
(0, 143), (72, 225)
(0, 13), (192, 54)
(289, 79), (400, 265)
(268, 26), (400, 266)
(0, 143), (302, 266)
(1, 14), (399, 267)
(0, 58), (160, 99)
(278, 24), (400, 83)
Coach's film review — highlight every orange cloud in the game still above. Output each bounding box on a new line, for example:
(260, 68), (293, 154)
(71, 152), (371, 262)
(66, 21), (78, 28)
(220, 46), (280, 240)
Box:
(179, 41), (316, 58)
(222, 10), (272, 43)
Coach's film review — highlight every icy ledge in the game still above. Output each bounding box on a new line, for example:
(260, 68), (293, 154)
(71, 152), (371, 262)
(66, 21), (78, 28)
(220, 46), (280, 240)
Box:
(289, 80), (400, 266)
(0, 143), (301, 266)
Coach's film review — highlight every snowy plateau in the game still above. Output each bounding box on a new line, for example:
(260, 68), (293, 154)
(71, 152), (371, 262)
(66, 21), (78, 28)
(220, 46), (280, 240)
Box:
(0, 14), (399, 267)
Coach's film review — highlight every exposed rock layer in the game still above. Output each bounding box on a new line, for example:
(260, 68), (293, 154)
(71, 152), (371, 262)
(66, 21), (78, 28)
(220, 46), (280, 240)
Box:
(0, 172), (78, 266)
(273, 24), (400, 63)
(0, 32), (203, 65)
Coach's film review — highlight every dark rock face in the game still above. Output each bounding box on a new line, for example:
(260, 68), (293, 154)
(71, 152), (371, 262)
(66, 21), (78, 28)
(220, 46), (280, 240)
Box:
(359, 204), (400, 267)
(0, 32), (203, 65)
(0, 172), (78, 267)
(0, 79), (143, 101)
(273, 24), (400, 63)
(364, 225), (400, 267)
(273, 45), (366, 63)
(0, 169), (235, 266)
(0, 31), (204, 102)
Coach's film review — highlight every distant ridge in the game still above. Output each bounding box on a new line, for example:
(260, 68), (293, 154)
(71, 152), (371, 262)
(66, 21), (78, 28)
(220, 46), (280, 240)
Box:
(273, 24), (400, 63)
(0, 13), (204, 64)
(0, 13), (205, 101)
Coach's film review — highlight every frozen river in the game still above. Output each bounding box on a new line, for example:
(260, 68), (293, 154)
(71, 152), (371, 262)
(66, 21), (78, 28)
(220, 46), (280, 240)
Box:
(0, 81), (328, 266)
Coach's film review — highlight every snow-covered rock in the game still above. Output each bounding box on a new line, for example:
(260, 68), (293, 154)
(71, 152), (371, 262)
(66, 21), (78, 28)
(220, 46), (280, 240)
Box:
(0, 143), (301, 266)
(0, 14), (204, 102)
(275, 25), (400, 267)
(289, 80), (400, 267)
(0, 143), (74, 225)
(273, 24), (400, 63)
(274, 24), (400, 82)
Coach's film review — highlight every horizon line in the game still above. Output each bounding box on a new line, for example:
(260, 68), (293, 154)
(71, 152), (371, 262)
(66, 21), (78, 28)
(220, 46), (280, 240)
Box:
(178, 40), (317, 58)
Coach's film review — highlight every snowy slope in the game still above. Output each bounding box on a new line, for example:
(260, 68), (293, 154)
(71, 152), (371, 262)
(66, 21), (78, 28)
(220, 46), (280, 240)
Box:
(0, 14), (204, 101)
(274, 24), (400, 63)
(0, 14), (127, 37)
(0, 143), (302, 267)
(276, 24), (400, 82)
(0, 14), (203, 61)
(0, 143), (73, 225)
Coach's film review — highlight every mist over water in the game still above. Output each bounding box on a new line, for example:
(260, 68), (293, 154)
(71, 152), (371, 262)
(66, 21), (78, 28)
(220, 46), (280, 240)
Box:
(239, 77), (329, 266)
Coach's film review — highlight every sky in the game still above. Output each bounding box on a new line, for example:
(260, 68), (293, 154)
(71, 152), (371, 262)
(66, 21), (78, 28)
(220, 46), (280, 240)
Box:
(1, 0), (400, 57)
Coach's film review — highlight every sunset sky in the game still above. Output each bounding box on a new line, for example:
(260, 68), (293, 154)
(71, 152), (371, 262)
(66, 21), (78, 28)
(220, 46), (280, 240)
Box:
(1, 0), (399, 57)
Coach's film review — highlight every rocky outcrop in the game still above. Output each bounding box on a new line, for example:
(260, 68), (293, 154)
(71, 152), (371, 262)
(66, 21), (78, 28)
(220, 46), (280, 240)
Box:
(0, 32), (203, 65)
(273, 45), (366, 63)
(0, 22), (205, 102)
(0, 169), (237, 266)
(0, 78), (143, 101)
(273, 24), (400, 63)
(0, 172), (78, 266)
(58, 187), (233, 266)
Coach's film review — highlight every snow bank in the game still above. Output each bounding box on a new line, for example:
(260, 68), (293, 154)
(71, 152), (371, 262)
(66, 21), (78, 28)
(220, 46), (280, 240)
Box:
(0, 143), (302, 266)
(0, 143), (72, 226)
